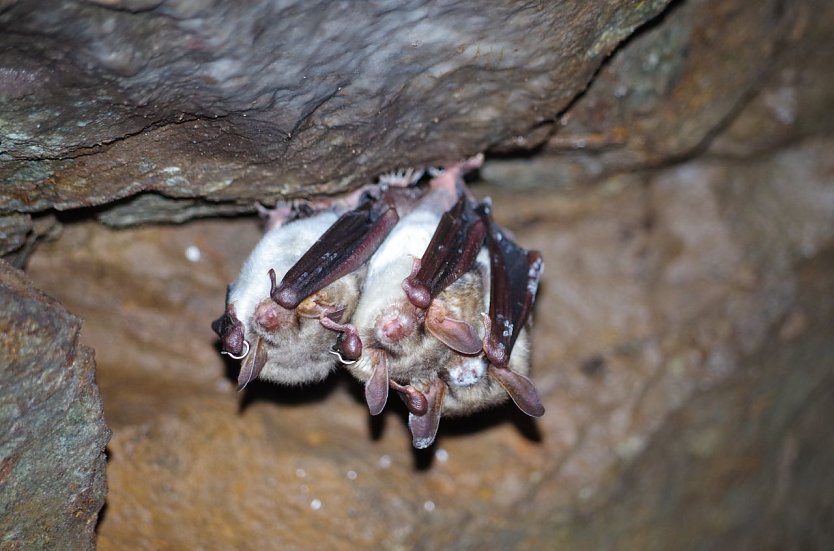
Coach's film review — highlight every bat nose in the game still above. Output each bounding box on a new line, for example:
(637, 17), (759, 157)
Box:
(254, 300), (296, 332)
(377, 311), (416, 343)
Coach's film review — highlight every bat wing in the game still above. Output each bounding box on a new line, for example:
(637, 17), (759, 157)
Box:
(402, 195), (487, 309)
(271, 198), (399, 309)
(479, 203), (545, 417)
(479, 203), (543, 369)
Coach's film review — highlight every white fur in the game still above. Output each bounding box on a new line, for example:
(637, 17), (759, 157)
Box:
(228, 212), (338, 343)
(350, 200), (443, 353)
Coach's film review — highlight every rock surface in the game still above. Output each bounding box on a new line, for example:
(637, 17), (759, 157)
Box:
(0, 260), (110, 550)
(0, 0), (669, 226)
(24, 132), (834, 548)
(3, 0), (834, 548)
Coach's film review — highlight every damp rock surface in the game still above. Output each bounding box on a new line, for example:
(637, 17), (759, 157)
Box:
(0, 261), (110, 551)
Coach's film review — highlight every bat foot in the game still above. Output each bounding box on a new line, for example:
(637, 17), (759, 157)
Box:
(377, 167), (425, 188)
(427, 153), (484, 192)
(256, 202), (294, 231)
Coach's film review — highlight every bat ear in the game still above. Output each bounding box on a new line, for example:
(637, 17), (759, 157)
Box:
(425, 307), (483, 355)
(408, 379), (446, 449)
(365, 353), (389, 415)
(237, 337), (268, 391)
(488, 366), (545, 417)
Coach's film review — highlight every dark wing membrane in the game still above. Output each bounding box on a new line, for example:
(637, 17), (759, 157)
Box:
(480, 203), (543, 369)
(402, 196), (487, 309)
(271, 199), (399, 309)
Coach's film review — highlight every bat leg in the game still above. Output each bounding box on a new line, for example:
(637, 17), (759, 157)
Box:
(427, 153), (484, 194)
(488, 365), (545, 417)
(365, 352), (389, 415)
(408, 379), (446, 449)
(237, 337), (268, 391)
(389, 380), (429, 416)
(425, 302), (483, 355)
(318, 315), (362, 361)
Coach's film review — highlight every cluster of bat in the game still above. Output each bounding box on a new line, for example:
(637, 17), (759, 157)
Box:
(212, 154), (545, 449)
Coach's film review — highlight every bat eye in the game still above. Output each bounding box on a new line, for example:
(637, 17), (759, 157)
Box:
(222, 339), (250, 360)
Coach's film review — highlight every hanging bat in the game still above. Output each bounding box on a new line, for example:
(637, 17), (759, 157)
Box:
(403, 203), (545, 448)
(342, 157), (499, 438)
(345, 165), (544, 448)
(211, 194), (398, 390)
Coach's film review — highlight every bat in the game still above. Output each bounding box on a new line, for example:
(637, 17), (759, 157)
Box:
(211, 194), (398, 390)
(399, 237), (543, 449)
(348, 172), (545, 449)
(347, 156), (498, 440)
(211, 155), (545, 450)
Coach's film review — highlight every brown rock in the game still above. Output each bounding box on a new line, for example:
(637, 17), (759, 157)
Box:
(24, 134), (834, 548)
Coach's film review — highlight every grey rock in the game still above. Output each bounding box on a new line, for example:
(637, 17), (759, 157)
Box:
(0, 260), (110, 551)
(0, 0), (671, 223)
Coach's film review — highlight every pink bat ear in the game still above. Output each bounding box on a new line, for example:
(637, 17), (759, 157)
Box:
(237, 337), (268, 391)
(488, 366), (545, 418)
(425, 307), (483, 355)
(407, 379), (446, 449)
(365, 352), (389, 416)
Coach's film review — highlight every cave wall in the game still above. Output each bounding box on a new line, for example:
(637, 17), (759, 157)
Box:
(1, 0), (833, 548)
